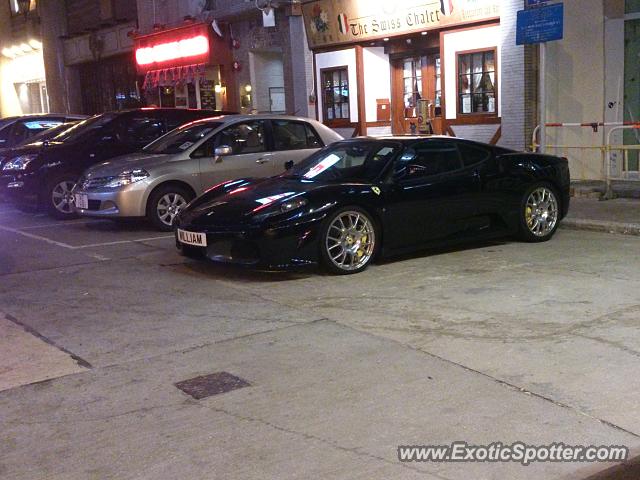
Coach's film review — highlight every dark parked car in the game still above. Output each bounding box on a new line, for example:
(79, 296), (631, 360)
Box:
(0, 114), (86, 151)
(175, 136), (570, 274)
(0, 108), (233, 218)
(0, 121), (80, 169)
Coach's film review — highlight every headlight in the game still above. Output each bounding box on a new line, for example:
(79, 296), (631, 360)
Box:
(103, 169), (150, 188)
(281, 198), (308, 213)
(2, 154), (38, 171)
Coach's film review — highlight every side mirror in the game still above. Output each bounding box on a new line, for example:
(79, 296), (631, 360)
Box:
(284, 160), (294, 171)
(214, 145), (233, 157)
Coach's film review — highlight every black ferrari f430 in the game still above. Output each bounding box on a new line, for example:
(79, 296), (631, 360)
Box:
(174, 136), (570, 274)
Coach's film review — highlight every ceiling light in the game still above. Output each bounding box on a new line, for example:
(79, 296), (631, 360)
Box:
(28, 39), (42, 49)
(20, 43), (33, 53)
(1, 47), (15, 58)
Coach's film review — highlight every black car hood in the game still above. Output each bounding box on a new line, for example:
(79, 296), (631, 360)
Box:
(3, 140), (71, 159)
(180, 176), (354, 227)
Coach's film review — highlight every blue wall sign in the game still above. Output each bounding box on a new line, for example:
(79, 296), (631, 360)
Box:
(526, 0), (550, 6)
(516, 3), (564, 45)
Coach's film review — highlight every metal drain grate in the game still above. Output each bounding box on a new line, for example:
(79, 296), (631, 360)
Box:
(175, 372), (250, 399)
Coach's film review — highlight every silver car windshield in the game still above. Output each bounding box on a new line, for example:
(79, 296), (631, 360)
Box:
(144, 122), (222, 155)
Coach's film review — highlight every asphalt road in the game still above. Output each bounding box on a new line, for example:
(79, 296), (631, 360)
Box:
(1, 203), (639, 480)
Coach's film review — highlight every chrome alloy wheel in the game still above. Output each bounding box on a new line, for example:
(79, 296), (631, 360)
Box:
(525, 186), (559, 237)
(51, 180), (77, 214)
(325, 211), (376, 272)
(156, 192), (188, 227)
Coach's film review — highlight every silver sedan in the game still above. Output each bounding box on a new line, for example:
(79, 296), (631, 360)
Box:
(73, 114), (343, 230)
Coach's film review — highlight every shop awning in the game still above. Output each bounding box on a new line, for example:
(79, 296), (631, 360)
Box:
(142, 63), (206, 90)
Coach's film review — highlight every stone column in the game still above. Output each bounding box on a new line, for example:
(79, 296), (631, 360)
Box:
(39, 0), (72, 113)
(287, 14), (314, 118)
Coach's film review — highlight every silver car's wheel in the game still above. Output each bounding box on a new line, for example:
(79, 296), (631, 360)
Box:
(51, 180), (76, 214)
(525, 186), (559, 237)
(323, 209), (376, 274)
(156, 192), (188, 228)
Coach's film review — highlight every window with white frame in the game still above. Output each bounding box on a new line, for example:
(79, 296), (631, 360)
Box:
(457, 49), (497, 115)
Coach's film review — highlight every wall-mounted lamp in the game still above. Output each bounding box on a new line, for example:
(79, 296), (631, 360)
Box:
(1, 38), (42, 59)
(214, 83), (224, 94)
(244, 84), (252, 93)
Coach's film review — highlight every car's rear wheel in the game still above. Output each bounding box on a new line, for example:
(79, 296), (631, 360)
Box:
(147, 184), (194, 231)
(45, 174), (80, 219)
(320, 207), (377, 275)
(518, 182), (560, 242)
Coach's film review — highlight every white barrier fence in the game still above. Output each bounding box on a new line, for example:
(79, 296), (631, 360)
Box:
(531, 122), (640, 198)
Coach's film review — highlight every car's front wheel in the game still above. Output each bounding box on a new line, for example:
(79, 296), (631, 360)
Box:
(518, 182), (560, 242)
(44, 174), (80, 219)
(147, 184), (194, 231)
(320, 207), (378, 275)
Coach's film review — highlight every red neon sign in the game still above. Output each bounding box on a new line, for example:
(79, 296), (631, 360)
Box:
(135, 35), (209, 66)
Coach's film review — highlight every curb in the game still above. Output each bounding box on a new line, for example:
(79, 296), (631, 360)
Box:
(561, 219), (640, 236)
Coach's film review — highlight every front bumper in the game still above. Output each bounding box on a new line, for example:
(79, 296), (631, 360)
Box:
(175, 217), (324, 269)
(0, 171), (40, 205)
(74, 184), (148, 218)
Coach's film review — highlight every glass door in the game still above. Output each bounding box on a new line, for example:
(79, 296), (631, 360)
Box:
(402, 57), (422, 122)
(392, 54), (441, 135)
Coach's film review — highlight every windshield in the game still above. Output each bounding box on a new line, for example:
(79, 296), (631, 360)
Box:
(143, 122), (222, 154)
(18, 122), (79, 146)
(52, 113), (118, 143)
(285, 142), (399, 183)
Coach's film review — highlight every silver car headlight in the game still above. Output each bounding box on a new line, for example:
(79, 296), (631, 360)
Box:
(103, 169), (150, 188)
(2, 154), (38, 171)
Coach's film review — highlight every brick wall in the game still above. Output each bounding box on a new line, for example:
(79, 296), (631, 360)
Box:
(499, 0), (526, 150)
(213, 5), (313, 117)
(66, 0), (137, 35)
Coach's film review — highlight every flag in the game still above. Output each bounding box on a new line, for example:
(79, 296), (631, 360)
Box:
(440, 0), (454, 16)
(338, 13), (348, 34)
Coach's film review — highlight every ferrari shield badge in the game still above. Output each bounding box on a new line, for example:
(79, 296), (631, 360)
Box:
(371, 186), (381, 195)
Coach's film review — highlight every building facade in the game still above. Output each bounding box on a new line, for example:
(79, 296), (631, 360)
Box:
(4, 0), (640, 183)
(0, 0), (49, 116)
(543, 0), (640, 181)
(132, 0), (314, 116)
(300, 0), (529, 149)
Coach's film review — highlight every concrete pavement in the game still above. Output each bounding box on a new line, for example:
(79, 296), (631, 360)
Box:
(1, 204), (640, 479)
(563, 197), (640, 235)
(0, 313), (87, 391)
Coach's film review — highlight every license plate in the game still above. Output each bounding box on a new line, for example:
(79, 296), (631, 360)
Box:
(74, 193), (88, 209)
(177, 229), (207, 247)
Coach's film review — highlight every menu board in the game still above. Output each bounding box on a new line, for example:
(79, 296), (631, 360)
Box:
(200, 80), (217, 110)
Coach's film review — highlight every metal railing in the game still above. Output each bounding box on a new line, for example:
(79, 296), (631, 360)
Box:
(531, 122), (640, 199)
